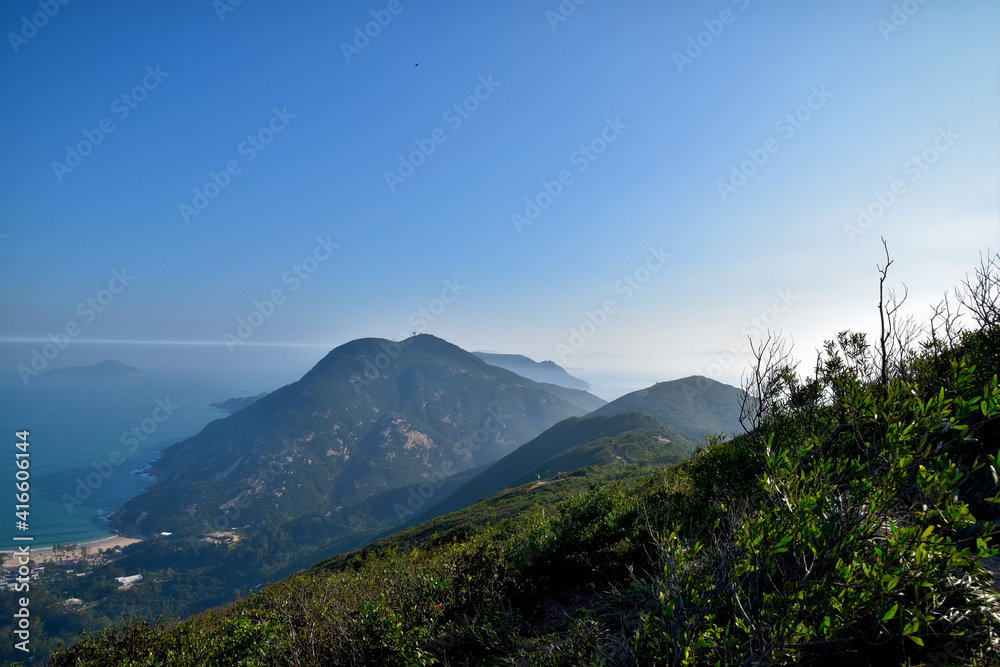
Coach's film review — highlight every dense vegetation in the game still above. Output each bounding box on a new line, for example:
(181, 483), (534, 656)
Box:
(31, 253), (1000, 664)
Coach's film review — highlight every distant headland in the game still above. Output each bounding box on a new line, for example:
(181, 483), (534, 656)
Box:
(43, 359), (146, 379)
(209, 392), (269, 414)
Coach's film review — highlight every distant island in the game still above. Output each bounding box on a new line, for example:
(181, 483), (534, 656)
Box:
(209, 392), (269, 414)
(43, 360), (146, 379)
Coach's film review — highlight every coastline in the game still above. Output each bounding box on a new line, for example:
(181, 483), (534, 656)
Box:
(1, 436), (179, 568)
(0, 377), (244, 574)
(1, 534), (142, 568)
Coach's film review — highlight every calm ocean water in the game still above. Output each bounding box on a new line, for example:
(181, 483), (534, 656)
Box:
(0, 367), (287, 550)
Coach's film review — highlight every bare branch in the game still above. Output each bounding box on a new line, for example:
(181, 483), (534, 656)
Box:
(877, 238), (894, 385)
(928, 291), (962, 349)
(874, 240), (920, 383)
(957, 251), (1000, 330)
(740, 332), (794, 436)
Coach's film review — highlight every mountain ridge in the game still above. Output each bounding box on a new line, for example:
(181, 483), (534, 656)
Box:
(420, 410), (695, 521)
(586, 374), (745, 441)
(473, 351), (591, 390)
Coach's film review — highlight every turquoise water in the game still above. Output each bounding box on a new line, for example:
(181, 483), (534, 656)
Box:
(0, 371), (280, 550)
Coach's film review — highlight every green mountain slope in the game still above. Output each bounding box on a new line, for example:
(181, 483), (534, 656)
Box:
(587, 374), (745, 441)
(313, 451), (661, 573)
(532, 381), (606, 413)
(422, 411), (695, 521)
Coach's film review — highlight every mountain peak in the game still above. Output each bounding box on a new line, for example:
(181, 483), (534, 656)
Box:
(111, 334), (605, 538)
(587, 376), (745, 441)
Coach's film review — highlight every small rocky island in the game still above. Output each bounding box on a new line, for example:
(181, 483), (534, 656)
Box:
(43, 359), (146, 379)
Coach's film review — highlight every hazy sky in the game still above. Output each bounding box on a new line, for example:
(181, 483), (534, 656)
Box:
(1, 0), (997, 397)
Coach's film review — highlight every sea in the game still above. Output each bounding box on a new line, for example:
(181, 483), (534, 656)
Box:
(0, 345), (319, 551)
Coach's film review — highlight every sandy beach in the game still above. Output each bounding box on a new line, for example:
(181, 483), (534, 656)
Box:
(2, 535), (142, 569)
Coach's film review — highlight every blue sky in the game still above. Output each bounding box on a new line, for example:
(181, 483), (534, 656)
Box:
(1, 0), (997, 397)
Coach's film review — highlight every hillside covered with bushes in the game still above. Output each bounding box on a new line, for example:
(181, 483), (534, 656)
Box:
(44, 253), (1000, 665)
